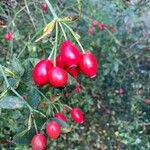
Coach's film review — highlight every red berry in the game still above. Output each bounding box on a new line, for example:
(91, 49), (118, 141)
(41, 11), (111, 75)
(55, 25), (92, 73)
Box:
(79, 52), (98, 78)
(56, 55), (65, 68)
(32, 59), (53, 86)
(145, 99), (150, 104)
(65, 93), (69, 97)
(63, 106), (67, 112)
(66, 66), (80, 78)
(42, 3), (48, 13)
(71, 108), (84, 124)
(55, 113), (67, 122)
(115, 88), (124, 94)
(91, 20), (98, 27)
(74, 87), (81, 94)
(22, 95), (26, 100)
(46, 121), (61, 140)
(74, 82), (81, 93)
(87, 28), (95, 34)
(60, 40), (81, 67)
(31, 133), (47, 150)
(99, 22), (105, 31)
(4, 33), (13, 41)
(48, 67), (68, 88)
(40, 101), (46, 108)
(50, 96), (55, 102)
(109, 26), (116, 32)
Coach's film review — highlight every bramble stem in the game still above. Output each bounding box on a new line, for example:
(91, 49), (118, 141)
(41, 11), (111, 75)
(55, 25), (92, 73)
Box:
(105, 27), (122, 47)
(45, 0), (57, 18)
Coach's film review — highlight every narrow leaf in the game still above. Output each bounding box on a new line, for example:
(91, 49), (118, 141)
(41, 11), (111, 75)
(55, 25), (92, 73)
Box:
(35, 19), (56, 42)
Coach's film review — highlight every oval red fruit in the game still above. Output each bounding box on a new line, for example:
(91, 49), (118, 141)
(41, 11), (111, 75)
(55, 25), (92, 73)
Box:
(48, 67), (68, 88)
(42, 3), (48, 13)
(4, 33), (13, 41)
(31, 133), (47, 150)
(71, 108), (84, 124)
(66, 66), (80, 78)
(46, 121), (61, 140)
(32, 59), (53, 86)
(60, 40), (81, 67)
(55, 113), (67, 122)
(99, 22), (105, 31)
(56, 55), (65, 68)
(79, 52), (98, 78)
(87, 28), (95, 34)
(91, 20), (98, 27)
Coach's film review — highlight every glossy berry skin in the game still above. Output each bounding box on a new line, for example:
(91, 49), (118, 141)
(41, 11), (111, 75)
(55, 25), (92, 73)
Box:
(56, 55), (65, 68)
(4, 33), (13, 41)
(46, 121), (61, 140)
(99, 22), (105, 31)
(91, 20), (98, 27)
(60, 40), (81, 67)
(55, 113), (67, 122)
(66, 66), (80, 78)
(32, 59), (53, 86)
(48, 67), (68, 88)
(31, 133), (47, 150)
(71, 108), (84, 124)
(42, 3), (48, 13)
(79, 52), (98, 78)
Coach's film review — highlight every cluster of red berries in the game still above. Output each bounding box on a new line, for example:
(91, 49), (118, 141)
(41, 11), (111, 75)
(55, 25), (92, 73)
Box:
(32, 40), (98, 88)
(31, 108), (84, 150)
(87, 20), (105, 34)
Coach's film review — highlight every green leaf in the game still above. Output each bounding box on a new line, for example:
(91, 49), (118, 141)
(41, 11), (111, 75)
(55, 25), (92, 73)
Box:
(52, 118), (72, 133)
(11, 55), (24, 76)
(13, 128), (35, 145)
(112, 60), (119, 73)
(8, 78), (20, 89)
(27, 87), (40, 109)
(22, 59), (33, 84)
(0, 96), (25, 109)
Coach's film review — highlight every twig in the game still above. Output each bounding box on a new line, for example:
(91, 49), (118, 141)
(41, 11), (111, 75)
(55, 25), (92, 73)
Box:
(24, 0), (36, 30)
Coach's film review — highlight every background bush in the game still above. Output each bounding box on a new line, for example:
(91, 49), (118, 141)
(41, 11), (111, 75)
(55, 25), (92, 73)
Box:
(0, 0), (150, 149)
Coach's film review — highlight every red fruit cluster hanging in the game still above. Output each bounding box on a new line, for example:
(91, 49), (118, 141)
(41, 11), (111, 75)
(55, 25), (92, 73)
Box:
(32, 40), (98, 88)
(31, 108), (84, 150)
(32, 39), (97, 150)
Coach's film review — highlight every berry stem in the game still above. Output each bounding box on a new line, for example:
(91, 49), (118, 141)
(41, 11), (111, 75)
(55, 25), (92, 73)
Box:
(62, 22), (85, 53)
(58, 22), (67, 40)
(105, 27), (122, 47)
(34, 87), (59, 113)
(63, 104), (72, 110)
(48, 46), (55, 60)
(53, 22), (59, 66)
(32, 113), (38, 134)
